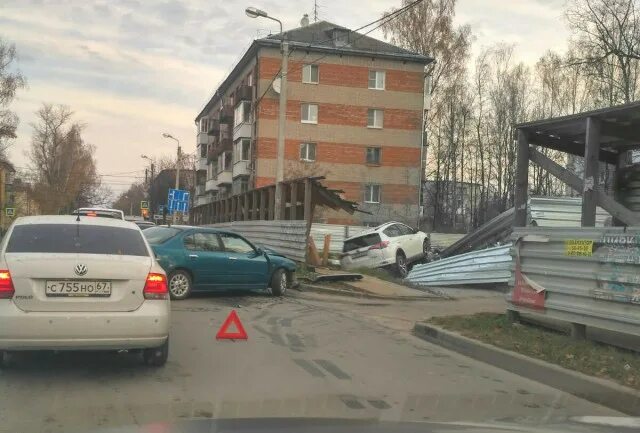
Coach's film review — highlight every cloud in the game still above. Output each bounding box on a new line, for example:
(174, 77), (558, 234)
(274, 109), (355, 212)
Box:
(1, 0), (570, 189)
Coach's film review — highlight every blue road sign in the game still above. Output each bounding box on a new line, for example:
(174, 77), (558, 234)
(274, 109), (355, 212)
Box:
(167, 189), (190, 214)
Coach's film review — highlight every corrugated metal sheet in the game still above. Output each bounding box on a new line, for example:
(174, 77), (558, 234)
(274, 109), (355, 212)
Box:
(406, 245), (512, 287)
(508, 227), (640, 337)
(441, 208), (515, 258)
(529, 196), (610, 227)
(310, 224), (367, 254)
(205, 220), (307, 262)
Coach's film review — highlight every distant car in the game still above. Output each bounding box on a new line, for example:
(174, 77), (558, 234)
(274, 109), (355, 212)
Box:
(0, 215), (170, 367)
(143, 225), (296, 299)
(73, 207), (125, 220)
(340, 222), (429, 277)
(135, 221), (156, 230)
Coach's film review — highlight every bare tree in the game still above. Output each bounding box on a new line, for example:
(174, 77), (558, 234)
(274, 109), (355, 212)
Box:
(0, 37), (26, 157)
(112, 183), (146, 216)
(567, 0), (640, 103)
(28, 104), (104, 213)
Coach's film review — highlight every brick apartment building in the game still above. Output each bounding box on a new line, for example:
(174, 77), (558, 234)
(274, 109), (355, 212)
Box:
(194, 20), (432, 225)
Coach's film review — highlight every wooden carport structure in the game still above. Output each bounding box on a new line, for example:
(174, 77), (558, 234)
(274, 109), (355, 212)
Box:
(514, 101), (640, 227)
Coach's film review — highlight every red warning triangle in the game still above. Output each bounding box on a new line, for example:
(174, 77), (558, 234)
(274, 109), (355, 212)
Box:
(216, 310), (248, 340)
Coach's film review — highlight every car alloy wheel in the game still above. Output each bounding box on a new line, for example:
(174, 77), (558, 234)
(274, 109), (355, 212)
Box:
(396, 253), (408, 278)
(169, 272), (190, 299)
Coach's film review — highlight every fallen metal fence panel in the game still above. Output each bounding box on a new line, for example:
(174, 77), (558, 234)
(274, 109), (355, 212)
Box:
(406, 245), (512, 286)
(529, 196), (610, 227)
(508, 227), (640, 337)
(205, 220), (307, 262)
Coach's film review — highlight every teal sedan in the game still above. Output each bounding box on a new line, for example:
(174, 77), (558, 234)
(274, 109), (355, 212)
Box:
(143, 225), (297, 300)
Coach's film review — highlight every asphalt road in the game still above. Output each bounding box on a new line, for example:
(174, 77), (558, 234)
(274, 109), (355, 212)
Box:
(0, 290), (620, 433)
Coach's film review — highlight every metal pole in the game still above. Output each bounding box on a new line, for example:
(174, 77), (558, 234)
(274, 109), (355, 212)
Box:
(274, 37), (288, 220)
(175, 142), (181, 224)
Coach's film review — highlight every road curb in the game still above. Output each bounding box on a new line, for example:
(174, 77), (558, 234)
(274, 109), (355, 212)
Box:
(300, 283), (438, 301)
(413, 322), (640, 416)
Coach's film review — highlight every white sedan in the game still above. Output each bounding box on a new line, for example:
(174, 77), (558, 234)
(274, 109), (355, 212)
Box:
(0, 215), (170, 367)
(340, 221), (429, 277)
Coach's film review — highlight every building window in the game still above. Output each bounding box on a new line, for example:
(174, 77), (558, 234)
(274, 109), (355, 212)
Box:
(368, 70), (385, 90)
(366, 147), (381, 165)
(302, 64), (319, 84)
(234, 138), (251, 163)
(199, 118), (210, 133)
(200, 143), (207, 158)
(234, 101), (251, 127)
(367, 109), (384, 128)
(301, 103), (318, 124)
(299, 142), (316, 162)
(364, 184), (381, 203)
(247, 72), (253, 87)
(224, 151), (232, 170)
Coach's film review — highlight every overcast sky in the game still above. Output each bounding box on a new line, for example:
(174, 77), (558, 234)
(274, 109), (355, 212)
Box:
(1, 0), (569, 196)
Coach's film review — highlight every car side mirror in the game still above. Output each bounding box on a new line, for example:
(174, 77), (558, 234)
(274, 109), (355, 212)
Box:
(253, 247), (263, 256)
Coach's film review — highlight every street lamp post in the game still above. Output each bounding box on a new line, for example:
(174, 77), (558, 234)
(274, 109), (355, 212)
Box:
(141, 154), (154, 220)
(246, 6), (287, 220)
(162, 133), (181, 223)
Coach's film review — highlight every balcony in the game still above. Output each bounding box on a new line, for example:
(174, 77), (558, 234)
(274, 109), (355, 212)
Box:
(233, 122), (252, 141)
(195, 194), (214, 207)
(216, 170), (232, 186)
(197, 157), (208, 172)
(197, 131), (212, 146)
(219, 105), (234, 124)
(205, 178), (219, 192)
(233, 85), (253, 106)
(207, 119), (220, 136)
(232, 160), (250, 179)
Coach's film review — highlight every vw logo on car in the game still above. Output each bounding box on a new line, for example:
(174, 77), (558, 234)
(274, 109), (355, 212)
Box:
(74, 264), (88, 276)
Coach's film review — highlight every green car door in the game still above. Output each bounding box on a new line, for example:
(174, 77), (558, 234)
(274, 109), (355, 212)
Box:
(183, 231), (231, 288)
(218, 232), (269, 289)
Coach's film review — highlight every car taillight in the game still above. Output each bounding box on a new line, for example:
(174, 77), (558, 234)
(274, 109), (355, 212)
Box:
(369, 241), (390, 250)
(0, 270), (14, 299)
(144, 273), (168, 300)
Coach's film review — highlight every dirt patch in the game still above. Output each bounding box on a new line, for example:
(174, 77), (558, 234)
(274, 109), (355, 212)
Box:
(429, 313), (640, 390)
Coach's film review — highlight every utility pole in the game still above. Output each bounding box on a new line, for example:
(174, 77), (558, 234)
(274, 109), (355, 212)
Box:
(150, 163), (155, 218)
(162, 133), (181, 223)
(245, 7), (286, 220)
(313, 0), (319, 22)
(274, 36), (288, 220)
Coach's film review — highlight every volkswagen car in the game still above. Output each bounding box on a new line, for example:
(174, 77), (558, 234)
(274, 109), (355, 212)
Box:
(0, 215), (170, 367)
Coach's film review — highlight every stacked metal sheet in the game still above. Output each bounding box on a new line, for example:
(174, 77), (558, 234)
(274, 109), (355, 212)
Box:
(406, 245), (512, 287)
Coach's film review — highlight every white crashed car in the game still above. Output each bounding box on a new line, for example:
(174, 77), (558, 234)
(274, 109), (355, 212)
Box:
(340, 222), (429, 277)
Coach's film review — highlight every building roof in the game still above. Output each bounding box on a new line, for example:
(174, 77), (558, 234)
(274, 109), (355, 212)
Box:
(516, 101), (640, 162)
(196, 20), (433, 122)
(263, 20), (431, 60)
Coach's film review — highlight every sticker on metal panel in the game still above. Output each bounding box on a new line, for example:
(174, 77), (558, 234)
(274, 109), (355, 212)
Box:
(565, 240), (594, 257)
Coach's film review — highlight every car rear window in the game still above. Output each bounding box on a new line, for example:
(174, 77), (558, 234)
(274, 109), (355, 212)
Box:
(343, 233), (382, 252)
(6, 224), (148, 256)
(143, 226), (181, 244)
